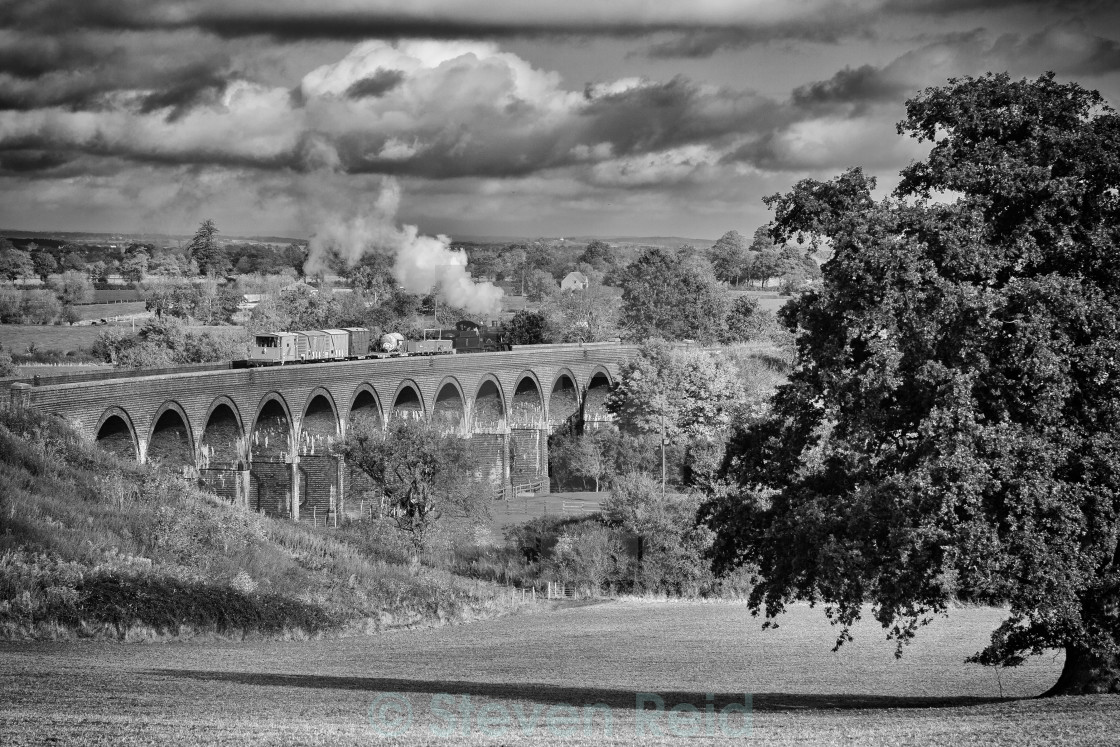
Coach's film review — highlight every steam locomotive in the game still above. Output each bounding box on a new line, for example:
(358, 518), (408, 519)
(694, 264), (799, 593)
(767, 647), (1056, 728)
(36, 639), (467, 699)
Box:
(247, 320), (510, 366)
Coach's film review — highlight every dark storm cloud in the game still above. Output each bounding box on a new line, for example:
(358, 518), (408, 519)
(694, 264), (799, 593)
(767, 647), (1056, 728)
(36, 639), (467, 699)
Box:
(193, 14), (668, 42)
(785, 24), (1120, 118)
(580, 77), (775, 156)
(0, 0), (717, 40)
(884, 0), (1108, 13)
(0, 0), (171, 35)
(3, 0), (1115, 68)
(791, 65), (912, 110)
(345, 69), (405, 100)
(639, 0), (1115, 58)
(991, 25), (1120, 76)
(0, 34), (106, 79)
(0, 59), (235, 114)
(137, 71), (231, 121)
(0, 80), (102, 111)
(644, 26), (851, 59)
(0, 149), (73, 174)
(0, 25), (234, 114)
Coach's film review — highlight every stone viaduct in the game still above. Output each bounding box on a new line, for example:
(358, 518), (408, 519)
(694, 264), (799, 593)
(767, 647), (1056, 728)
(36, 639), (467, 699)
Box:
(8, 343), (634, 524)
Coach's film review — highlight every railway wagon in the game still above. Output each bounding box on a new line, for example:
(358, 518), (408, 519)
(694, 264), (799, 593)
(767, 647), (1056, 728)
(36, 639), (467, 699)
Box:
(321, 329), (350, 358)
(343, 327), (372, 357)
(295, 330), (332, 361)
(250, 332), (299, 364)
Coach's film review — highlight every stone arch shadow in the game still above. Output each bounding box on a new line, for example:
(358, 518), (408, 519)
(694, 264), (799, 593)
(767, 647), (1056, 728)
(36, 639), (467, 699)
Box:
(95, 406), (140, 462)
(298, 387), (342, 525)
(348, 383), (385, 432)
(509, 370), (548, 489)
(147, 400), (195, 473)
(433, 375), (468, 432)
(248, 391), (295, 518)
(390, 379), (426, 422)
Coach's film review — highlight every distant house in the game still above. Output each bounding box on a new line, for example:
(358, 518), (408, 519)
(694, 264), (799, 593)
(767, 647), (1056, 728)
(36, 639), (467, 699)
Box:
(561, 271), (589, 292)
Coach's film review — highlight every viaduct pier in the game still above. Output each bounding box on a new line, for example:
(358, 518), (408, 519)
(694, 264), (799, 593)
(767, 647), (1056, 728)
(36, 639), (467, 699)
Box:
(8, 343), (634, 523)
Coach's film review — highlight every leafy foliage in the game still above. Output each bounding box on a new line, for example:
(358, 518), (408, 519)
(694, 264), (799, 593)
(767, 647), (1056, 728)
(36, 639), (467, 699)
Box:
(705, 73), (1120, 694)
(49, 270), (93, 307)
(187, 219), (228, 277)
(335, 418), (486, 554)
(709, 230), (750, 285)
(549, 428), (617, 492)
(93, 317), (247, 368)
(619, 246), (729, 343)
(609, 339), (745, 443)
(602, 472), (716, 595)
(505, 310), (547, 344)
(0, 244), (34, 281)
(540, 280), (622, 343)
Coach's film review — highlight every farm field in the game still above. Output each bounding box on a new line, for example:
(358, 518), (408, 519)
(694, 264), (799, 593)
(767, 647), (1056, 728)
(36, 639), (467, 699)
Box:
(0, 323), (112, 354)
(2, 600), (1112, 746)
(0, 322), (245, 356)
(73, 301), (148, 320)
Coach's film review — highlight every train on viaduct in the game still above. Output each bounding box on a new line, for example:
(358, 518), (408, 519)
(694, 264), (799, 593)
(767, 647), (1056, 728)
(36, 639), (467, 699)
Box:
(7, 342), (634, 524)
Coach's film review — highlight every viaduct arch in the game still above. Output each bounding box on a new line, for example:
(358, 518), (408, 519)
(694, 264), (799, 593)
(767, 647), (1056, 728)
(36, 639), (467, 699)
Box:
(12, 343), (631, 524)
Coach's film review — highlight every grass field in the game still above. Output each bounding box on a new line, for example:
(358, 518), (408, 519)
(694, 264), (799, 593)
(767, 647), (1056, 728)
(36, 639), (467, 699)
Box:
(2, 601), (1113, 745)
(727, 289), (790, 314)
(491, 491), (603, 528)
(0, 323), (111, 353)
(73, 301), (148, 320)
(0, 322), (244, 357)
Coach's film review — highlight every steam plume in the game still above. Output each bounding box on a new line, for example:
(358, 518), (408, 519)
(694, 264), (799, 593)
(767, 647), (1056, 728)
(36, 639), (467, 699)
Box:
(303, 177), (503, 315)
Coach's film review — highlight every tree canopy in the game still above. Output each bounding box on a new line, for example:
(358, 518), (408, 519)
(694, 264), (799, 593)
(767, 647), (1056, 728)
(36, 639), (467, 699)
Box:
(0, 244), (34, 281)
(187, 219), (228, 277)
(609, 339), (745, 444)
(704, 73), (1120, 695)
(708, 230), (750, 286)
(618, 246), (729, 343)
(505, 310), (547, 344)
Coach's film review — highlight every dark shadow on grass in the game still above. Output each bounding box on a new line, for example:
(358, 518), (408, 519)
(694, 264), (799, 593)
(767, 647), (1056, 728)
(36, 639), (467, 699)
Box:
(150, 669), (1011, 711)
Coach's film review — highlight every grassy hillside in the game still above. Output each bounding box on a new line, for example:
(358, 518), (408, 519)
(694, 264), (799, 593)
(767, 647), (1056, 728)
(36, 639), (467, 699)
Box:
(0, 405), (527, 641)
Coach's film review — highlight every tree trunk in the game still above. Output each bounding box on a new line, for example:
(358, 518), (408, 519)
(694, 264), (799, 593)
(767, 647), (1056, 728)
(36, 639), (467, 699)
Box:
(1042, 646), (1120, 696)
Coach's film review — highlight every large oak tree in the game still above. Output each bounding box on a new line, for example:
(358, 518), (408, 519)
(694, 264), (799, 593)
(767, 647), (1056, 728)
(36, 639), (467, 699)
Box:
(704, 73), (1120, 695)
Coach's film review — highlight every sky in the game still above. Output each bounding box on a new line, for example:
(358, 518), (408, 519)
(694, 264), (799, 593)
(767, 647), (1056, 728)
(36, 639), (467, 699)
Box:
(1, 0), (1119, 243)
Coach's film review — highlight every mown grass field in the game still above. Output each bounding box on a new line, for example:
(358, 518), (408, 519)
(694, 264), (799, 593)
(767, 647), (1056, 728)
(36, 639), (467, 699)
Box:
(73, 301), (148, 320)
(2, 601), (1113, 746)
(0, 323), (110, 353)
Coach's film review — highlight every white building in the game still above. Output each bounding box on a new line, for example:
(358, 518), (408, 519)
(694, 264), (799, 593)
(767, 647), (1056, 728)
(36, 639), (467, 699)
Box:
(560, 271), (589, 292)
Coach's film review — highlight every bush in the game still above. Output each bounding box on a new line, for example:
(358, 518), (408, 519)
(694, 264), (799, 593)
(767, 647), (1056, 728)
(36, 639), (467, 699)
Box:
(0, 287), (21, 323)
(19, 290), (61, 324)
